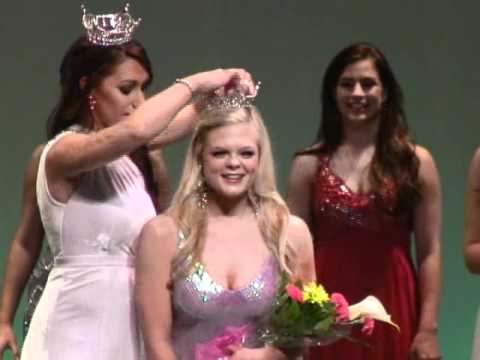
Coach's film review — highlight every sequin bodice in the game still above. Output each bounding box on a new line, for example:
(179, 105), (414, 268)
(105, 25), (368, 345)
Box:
(171, 256), (279, 359)
(312, 154), (412, 246)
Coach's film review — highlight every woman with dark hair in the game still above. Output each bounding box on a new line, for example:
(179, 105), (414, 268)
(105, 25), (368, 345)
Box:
(0, 4), (256, 359)
(0, 143), (171, 354)
(0, 34), (173, 359)
(287, 43), (442, 359)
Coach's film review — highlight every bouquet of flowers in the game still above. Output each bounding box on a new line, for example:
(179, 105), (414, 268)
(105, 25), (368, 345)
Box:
(259, 273), (399, 348)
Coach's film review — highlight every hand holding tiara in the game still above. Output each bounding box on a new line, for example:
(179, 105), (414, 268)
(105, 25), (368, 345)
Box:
(177, 68), (260, 111)
(181, 68), (257, 97)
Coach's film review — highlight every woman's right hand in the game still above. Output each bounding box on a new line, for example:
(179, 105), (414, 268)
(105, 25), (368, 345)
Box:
(183, 68), (257, 96)
(0, 322), (19, 359)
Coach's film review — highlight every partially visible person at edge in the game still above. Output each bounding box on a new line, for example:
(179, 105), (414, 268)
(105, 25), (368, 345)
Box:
(135, 100), (316, 359)
(0, 18), (256, 360)
(464, 149), (480, 360)
(287, 43), (442, 360)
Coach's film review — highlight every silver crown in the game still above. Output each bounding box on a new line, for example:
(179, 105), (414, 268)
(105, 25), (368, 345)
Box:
(203, 82), (261, 111)
(81, 3), (141, 46)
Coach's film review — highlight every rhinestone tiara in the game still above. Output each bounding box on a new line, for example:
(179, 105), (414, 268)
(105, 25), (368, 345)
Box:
(81, 3), (141, 46)
(203, 82), (261, 111)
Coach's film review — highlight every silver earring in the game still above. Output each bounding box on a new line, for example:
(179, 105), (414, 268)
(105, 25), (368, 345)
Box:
(196, 179), (208, 210)
(88, 94), (97, 111)
(249, 189), (260, 216)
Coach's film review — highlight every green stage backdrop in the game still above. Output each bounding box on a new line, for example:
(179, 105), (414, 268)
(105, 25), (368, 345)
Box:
(1, 1), (478, 359)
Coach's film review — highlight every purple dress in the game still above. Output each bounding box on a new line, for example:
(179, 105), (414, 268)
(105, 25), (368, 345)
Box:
(171, 256), (280, 359)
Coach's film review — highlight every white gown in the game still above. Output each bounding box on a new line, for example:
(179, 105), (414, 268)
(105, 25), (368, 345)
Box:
(21, 131), (156, 359)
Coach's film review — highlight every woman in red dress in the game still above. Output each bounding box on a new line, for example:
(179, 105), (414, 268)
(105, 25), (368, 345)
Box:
(287, 43), (442, 360)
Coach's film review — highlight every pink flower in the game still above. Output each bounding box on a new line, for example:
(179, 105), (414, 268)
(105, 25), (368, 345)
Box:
(331, 293), (349, 322)
(361, 316), (375, 336)
(286, 284), (304, 303)
(195, 325), (249, 359)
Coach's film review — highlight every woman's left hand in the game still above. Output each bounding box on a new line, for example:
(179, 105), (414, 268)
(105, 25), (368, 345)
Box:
(409, 329), (442, 360)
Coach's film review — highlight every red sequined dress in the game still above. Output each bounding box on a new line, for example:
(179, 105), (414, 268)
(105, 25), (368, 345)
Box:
(309, 154), (419, 360)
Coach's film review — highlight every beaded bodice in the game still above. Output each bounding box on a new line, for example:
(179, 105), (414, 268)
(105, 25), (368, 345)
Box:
(171, 255), (279, 359)
(312, 154), (412, 246)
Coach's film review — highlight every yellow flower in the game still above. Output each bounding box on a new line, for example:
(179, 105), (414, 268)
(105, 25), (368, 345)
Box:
(302, 282), (330, 304)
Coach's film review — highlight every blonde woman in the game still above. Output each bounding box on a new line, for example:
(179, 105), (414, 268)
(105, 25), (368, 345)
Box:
(136, 102), (316, 359)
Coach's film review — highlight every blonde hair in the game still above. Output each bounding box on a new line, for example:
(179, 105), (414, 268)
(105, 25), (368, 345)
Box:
(168, 106), (294, 278)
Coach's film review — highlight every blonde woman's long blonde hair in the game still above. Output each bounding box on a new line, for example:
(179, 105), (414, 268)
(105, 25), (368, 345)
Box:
(168, 105), (294, 278)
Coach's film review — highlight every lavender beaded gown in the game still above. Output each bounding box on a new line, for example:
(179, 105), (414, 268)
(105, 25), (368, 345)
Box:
(171, 255), (280, 359)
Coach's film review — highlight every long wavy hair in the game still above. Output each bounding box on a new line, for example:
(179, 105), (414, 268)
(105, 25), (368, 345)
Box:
(169, 106), (294, 277)
(302, 42), (420, 214)
(46, 36), (157, 208)
(47, 36), (153, 139)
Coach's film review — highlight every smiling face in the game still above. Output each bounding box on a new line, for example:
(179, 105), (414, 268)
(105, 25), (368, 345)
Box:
(335, 59), (385, 127)
(90, 57), (150, 129)
(201, 121), (260, 202)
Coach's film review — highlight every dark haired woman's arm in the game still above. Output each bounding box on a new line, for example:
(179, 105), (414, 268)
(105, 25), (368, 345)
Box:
(135, 216), (178, 360)
(0, 146), (45, 359)
(47, 68), (255, 183)
(286, 153), (318, 230)
(411, 146), (442, 360)
(147, 104), (201, 149)
(465, 147), (480, 273)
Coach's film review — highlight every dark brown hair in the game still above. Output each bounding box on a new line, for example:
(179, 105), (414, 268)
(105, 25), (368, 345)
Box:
(46, 36), (158, 209)
(301, 42), (420, 214)
(46, 36), (153, 139)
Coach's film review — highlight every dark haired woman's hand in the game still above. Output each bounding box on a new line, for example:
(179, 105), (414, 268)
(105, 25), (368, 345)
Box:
(409, 329), (442, 360)
(0, 322), (20, 359)
(184, 68), (256, 96)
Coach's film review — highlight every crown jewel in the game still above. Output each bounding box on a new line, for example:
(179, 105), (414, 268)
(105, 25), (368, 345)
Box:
(203, 82), (261, 111)
(81, 3), (141, 46)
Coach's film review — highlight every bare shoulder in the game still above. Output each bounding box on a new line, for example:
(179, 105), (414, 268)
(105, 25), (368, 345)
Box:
(413, 145), (440, 187)
(288, 154), (317, 196)
(291, 154), (317, 172)
(46, 132), (90, 172)
(48, 132), (88, 155)
(286, 214), (312, 249)
(467, 147), (480, 188)
(142, 215), (177, 239)
(290, 144), (321, 177)
(469, 147), (480, 173)
(414, 145), (435, 164)
(287, 214), (310, 234)
(139, 215), (179, 253)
